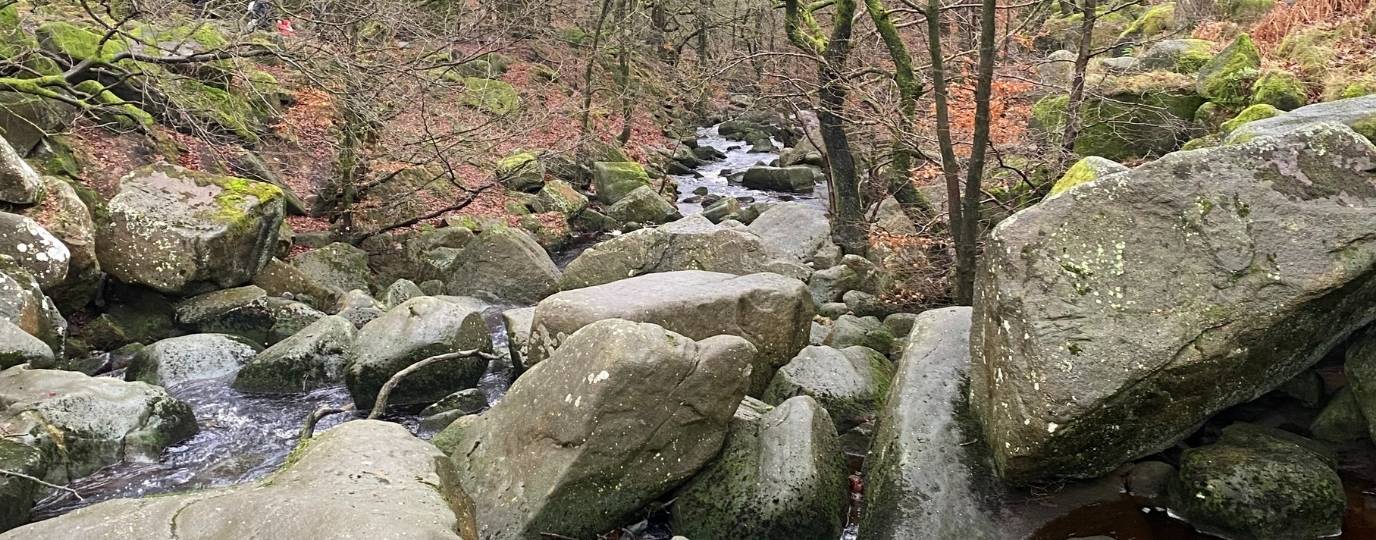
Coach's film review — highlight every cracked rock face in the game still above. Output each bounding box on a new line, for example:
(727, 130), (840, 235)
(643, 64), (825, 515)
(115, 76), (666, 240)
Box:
(0, 420), (477, 540)
(435, 319), (754, 540)
(971, 124), (1376, 484)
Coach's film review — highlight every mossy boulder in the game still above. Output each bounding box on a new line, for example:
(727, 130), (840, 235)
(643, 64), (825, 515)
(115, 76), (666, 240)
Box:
(495, 152), (545, 192)
(592, 161), (651, 204)
(971, 123), (1376, 483)
(1337, 78), (1376, 100)
(670, 396), (848, 540)
(1196, 33), (1261, 105)
(36, 21), (129, 63)
(462, 77), (519, 115)
(606, 185), (680, 225)
(1219, 103), (1281, 134)
(0, 437), (45, 532)
(1251, 69), (1307, 111)
(535, 179), (587, 216)
(1138, 39), (1215, 74)
(1118, 2), (1176, 43)
(1032, 71), (1205, 160)
(1046, 156), (1129, 200)
(1217, 0), (1276, 22)
(1169, 424), (1344, 539)
(762, 345), (894, 431)
(98, 164), (284, 295)
(289, 242), (372, 294)
(1039, 9), (1131, 52)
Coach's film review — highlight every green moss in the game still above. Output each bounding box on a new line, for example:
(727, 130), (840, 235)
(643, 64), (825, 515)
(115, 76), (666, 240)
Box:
(1277, 27), (1337, 79)
(36, 21), (128, 62)
(1251, 70), (1306, 110)
(1338, 78), (1376, 99)
(1050, 159), (1103, 197)
(1119, 2), (1175, 42)
(1173, 41), (1216, 74)
(166, 78), (263, 142)
(73, 80), (154, 127)
(497, 152), (537, 173)
(1042, 9), (1131, 50)
(129, 21), (229, 49)
(1197, 34), (1261, 105)
(1218, 0), (1275, 21)
(1180, 133), (1222, 150)
(558, 26), (590, 46)
(1352, 115), (1376, 143)
(0, 4), (38, 59)
(1220, 103), (1281, 134)
(1032, 73), (1205, 160)
(213, 176), (283, 224)
(462, 77), (519, 115)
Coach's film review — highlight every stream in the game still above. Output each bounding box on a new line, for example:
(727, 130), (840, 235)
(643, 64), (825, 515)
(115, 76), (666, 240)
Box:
(670, 124), (828, 215)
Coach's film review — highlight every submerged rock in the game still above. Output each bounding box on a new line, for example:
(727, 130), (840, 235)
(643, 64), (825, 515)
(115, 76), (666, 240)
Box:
(1170, 424), (1345, 539)
(672, 396), (847, 539)
(234, 315), (356, 394)
(0, 420), (477, 540)
(0, 366), (196, 484)
(558, 215), (804, 290)
(437, 319), (753, 540)
(344, 296), (491, 410)
(126, 333), (260, 387)
(529, 271), (813, 394)
(971, 124), (1376, 483)
(96, 163), (285, 295)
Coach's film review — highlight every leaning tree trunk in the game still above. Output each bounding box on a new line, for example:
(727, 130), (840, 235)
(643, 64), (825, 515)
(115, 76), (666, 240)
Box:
(954, 0), (999, 305)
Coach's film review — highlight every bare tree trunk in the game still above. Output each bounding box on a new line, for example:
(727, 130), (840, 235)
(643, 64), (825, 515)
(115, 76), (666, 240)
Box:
(864, 0), (931, 216)
(580, 0), (616, 138)
(954, 0), (999, 305)
(927, 0), (963, 235)
(817, 1), (866, 254)
(1060, 0), (1096, 158)
(615, 0), (635, 145)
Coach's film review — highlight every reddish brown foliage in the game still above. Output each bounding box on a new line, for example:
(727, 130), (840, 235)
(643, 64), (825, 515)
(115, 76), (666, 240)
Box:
(1252, 0), (1372, 44)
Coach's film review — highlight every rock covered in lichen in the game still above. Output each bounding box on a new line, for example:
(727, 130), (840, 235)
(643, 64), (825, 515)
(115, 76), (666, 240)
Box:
(1196, 33), (1261, 105)
(126, 333), (260, 387)
(344, 296), (491, 410)
(971, 123), (1376, 483)
(0, 212), (68, 291)
(0, 134), (43, 205)
(1045, 156), (1129, 200)
(17, 176), (99, 311)
(1225, 94), (1376, 144)
(96, 163), (285, 295)
(0, 257), (65, 358)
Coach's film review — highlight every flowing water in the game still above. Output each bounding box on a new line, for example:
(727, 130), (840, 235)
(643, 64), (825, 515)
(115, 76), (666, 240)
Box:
(670, 124), (828, 215)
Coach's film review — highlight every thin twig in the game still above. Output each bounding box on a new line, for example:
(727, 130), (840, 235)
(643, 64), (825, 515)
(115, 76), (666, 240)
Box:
(367, 349), (497, 420)
(0, 469), (83, 501)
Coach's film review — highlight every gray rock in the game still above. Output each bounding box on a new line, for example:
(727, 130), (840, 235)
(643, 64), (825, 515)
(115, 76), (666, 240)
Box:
(748, 202), (830, 262)
(809, 264), (860, 306)
(15, 177), (98, 311)
(1126, 460), (1176, 508)
(0, 260), (64, 358)
(559, 215), (805, 290)
(607, 185), (681, 225)
(1310, 387), (1367, 443)
(843, 289), (889, 318)
(1343, 327), (1376, 441)
(972, 123), (1376, 483)
(0, 420), (477, 540)
(1038, 50), (1077, 91)
(0, 438), (44, 532)
(763, 345), (893, 430)
(810, 321), (829, 345)
(0, 135), (43, 205)
(441, 226), (561, 304)
(0, 366), (196, 484)
(502, 306), (534, 368)
(380, 278), (424, 309)
(436, 319), (753, 540)
(826, 315), (895, 356)
(529, 271), (813, 394)
(882, 312), (920, 338)
(250, 257), (341, 312)
(813, 243), (843, 269)
(1098, 56), (1140, 73)
(174, 285), (274, 345)
(126, 334), (260, 387)
(1225, 94), (1376, 144)
(420, 387), (487, 417)
(0, 213), (68, 291)
(289, 242), (372, 293)
(1169, 424), (1345, 539)
(741, 166), (819, 193)
(334, 289), (384, 328)
(234, 316), (355, 393)
(672, 396), (847, 539)
(817, 302), (850, 319)
(96, 163), (285, 295)
(0, 320), (53, 369)
(344, 296), (491, 410)
(264, 297), (327, 344)
(1138, 39), (1215, 73)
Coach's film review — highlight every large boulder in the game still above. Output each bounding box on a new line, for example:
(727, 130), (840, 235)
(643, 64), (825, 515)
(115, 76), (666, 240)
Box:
(288, 242), (372, 294)
(1138, 38), (1215, 74)
(250, 257), (342, 311)
(233, 315), (356, 394)
(16, 176), (99, 311)
(439, 226), (561, 304)
(96, 163), (285, 295)
(1169, 424), (1345, 539)
(763, 345), (893, 430)
(173, 285), (275, 345)
(741, 166), (820, 193)
(344, 296), (491, 410)
(0, 439), (44, 532)
(0, 134), (42, 205)
(496, 151), (545, 192)
(592, 161), (651, 204)
(1224, 94), (1376, 144)
(606, 185), (680, 225)
(1032, 71), (1205, 160)
(529, 271), (813, 394)
(126, 333), (260, 387)
(1196, 33), (1261, 105)
(747, 202), (831, 262)
(0, 366), (196, 484)
(0, 212), (69, 291)
(0, 420), (478, 540)
(671, 396), (848, 539)
(0, 320), (53, 369)
(436, 319), (754, 540)
(861, 307), (993, 538)
(558, 215), (805, 290)
(971, 123), (1376, 483)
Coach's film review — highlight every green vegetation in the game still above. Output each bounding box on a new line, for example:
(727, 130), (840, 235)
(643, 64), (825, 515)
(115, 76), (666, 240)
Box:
(1119, 2), (1175, 42)
(1197, 34), (1261, 105)
(1220, 103), (1281, 135)
(462, 77), (520, 115)
(1251, 70), (1307, 111)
